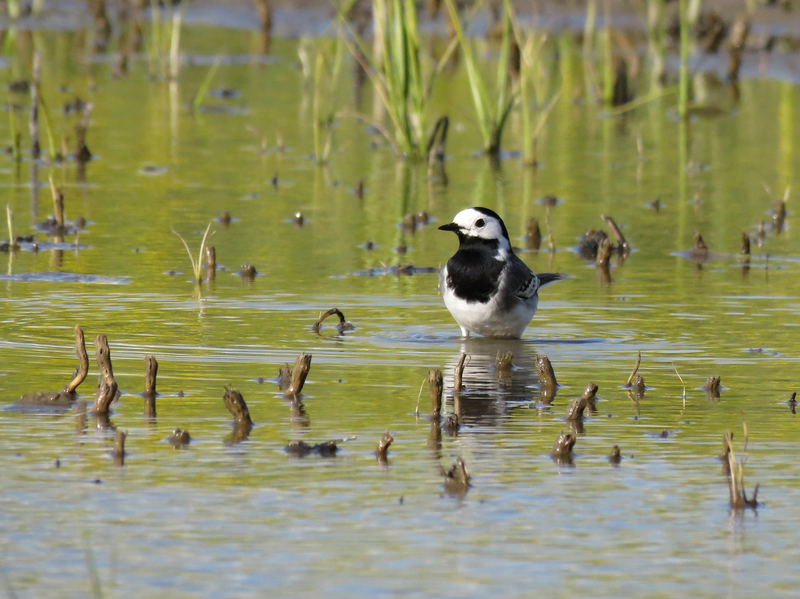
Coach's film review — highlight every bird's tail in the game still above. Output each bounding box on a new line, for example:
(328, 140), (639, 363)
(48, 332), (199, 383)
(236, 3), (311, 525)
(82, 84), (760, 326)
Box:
(537, 273), (567, 289)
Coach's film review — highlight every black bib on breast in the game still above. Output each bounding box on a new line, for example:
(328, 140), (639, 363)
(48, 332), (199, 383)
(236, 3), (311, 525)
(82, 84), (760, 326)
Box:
(446, 239), (505, 303)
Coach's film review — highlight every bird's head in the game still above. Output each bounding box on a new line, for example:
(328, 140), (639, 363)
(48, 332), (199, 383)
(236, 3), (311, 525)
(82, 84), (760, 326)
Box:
(438, 207), (510, 250)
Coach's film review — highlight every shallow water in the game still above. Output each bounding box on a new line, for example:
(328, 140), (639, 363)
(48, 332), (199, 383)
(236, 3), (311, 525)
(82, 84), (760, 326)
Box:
(1, 18), (800, 597)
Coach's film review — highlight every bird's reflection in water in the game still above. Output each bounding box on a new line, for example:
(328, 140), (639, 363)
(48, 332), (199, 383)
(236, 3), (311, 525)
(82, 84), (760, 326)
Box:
(442, 338), (543, 428)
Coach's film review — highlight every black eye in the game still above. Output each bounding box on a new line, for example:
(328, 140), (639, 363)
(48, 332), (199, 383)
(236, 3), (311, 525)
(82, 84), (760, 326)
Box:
(475, 219), (485, 228)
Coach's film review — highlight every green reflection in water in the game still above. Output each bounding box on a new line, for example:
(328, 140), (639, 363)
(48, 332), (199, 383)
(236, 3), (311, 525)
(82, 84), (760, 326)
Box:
(0, 25), (800, 597)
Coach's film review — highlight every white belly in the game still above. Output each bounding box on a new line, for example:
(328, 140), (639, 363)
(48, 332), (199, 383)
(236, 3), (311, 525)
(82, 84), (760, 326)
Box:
(442, 283), (538, 339)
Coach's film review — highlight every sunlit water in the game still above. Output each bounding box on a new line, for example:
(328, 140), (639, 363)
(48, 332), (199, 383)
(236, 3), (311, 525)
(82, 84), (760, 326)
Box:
(1, 13), (800, 597)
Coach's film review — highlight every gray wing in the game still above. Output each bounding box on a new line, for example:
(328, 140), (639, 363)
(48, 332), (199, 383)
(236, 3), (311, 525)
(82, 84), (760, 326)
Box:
(508, 258), (539, 300)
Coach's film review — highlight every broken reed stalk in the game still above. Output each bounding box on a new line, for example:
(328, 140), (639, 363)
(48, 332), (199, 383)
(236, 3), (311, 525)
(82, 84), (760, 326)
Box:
(29, 51), (40, 160)
(453, 352), (467, 393)
(8, 91), (19, 162)
(49, 175), (65, 229)
(601, 214), (629, 252)
(286, 352), (312, 396)
(75, 103), (93, 163)
(724, 424), (759, 510)
(312, 308), (353, 333)
(64, 325), (89, 393)
(113, 429), (126, 465)
(143, 355), (158, 396)
(429, 368), (443, 419)
(93, 334), (118, 415)
(205, 245), (216, 281)
(375, 431), (393, 461)
(223, 387), (252, 424)
(625, 351), (642, 387)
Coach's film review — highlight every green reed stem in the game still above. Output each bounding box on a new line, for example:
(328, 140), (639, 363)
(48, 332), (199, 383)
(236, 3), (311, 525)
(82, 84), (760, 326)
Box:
(678, 0), (689, 120)
(192, 54), (223, 114)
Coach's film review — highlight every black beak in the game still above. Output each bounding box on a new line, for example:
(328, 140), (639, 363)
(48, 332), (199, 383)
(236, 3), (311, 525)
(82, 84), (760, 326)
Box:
(438, 222), (460, 233)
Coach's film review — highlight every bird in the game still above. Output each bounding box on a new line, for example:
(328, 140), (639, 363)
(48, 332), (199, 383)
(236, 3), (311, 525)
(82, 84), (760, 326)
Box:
(438, 207), (563, 339)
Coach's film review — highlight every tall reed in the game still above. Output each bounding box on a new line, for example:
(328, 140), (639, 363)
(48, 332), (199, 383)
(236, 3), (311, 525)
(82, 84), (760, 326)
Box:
(443, 0), (514, 157)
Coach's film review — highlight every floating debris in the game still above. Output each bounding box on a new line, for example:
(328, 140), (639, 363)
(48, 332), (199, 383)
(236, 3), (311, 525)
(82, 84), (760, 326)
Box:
(312, 308), (355, 333)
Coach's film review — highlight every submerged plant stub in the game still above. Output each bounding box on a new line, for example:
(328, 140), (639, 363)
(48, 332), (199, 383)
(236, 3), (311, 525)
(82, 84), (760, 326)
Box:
(440, 457), (471, 494)
(113, 429), (126, 466)
(495, 351), (513, 373)
(536, 355), (558, 388)
(223, 387), (252, 425)
(168, 428), (191, 448)
(284, 353), (312, 396)
(286, 436), (355, 458)
(705, 375), (722, 400)
(223, 388), (252, 446)
(375, 432), (393, 462)
(93, 334), (118, 416)
(551, 431), (576, 464)
(429, 369), (443, 419)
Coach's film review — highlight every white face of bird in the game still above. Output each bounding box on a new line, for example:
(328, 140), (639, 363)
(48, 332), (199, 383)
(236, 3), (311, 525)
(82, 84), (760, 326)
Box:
(449, 208), (510, 248)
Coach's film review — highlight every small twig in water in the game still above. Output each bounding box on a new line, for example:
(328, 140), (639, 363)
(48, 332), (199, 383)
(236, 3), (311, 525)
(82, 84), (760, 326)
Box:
(625, 351), (642, 387)
(672, 362), (686, 408)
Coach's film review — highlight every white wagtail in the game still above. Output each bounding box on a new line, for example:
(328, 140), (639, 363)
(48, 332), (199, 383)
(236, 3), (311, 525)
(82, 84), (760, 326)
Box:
(438, 207), (563, 339)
